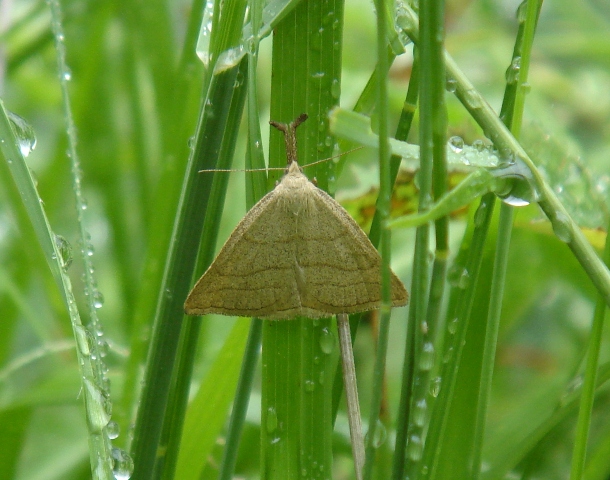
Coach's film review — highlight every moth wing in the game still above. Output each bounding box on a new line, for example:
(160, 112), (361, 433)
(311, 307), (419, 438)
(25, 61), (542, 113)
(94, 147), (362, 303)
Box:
(295, 188), (408, 315)
(184, 189), (305, 318)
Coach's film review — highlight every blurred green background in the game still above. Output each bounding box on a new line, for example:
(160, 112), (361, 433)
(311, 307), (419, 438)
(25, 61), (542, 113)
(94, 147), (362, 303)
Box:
(1, 0), (610, 478)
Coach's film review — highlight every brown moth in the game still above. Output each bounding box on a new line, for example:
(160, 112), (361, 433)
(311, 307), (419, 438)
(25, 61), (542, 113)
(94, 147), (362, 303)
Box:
(184, 114), (408, 319)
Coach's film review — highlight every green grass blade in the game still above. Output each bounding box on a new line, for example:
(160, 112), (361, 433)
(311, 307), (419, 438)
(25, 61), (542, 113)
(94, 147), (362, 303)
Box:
(0, 99), (115, 479)
(159, 55), (250, 480)
(130, 63), (246, 480)
(400, 2), (610, 311)
(362, 0), (393, 477)
(262, 1), (344, 477)
(471, 1), (541, 476)
(401, 0), (449, 478)
(173, 319), (251, 479)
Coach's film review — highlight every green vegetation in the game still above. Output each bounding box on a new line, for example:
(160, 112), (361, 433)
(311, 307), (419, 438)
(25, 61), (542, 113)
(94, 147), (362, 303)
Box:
(1, 0), (609, 479)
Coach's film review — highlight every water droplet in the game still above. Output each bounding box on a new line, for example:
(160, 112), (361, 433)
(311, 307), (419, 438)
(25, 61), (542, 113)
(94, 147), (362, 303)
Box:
(447, 317), (458, 335)
(54, 234), (73, 270)
(448, 136), (464, 153)
(516, 0), (528, 22)
(62, 69), (72, 81)
(102, 376), (111, 393)
(304, 379), (315, 392)
(499, 191), (530, 206)
(319, 327), (335, 354)
(266, 407), (278, 433)
(365, 420), (387, 448)
(407, 434), (423, 461)
(560, 375), (583, 406)
(551, 211), (572, 243)
(493, 162), (540, 207)
(111, 448), (134, 480)
(474, 201), (488, 227)
(443, 346), (454, 363)
(445, 76), (457, 93)
(462, 88), (484, 111)
(472, 139), (486, 152)
(214, 44), (246, 74)
(233, 71), (244, 88)
(83, 378), (111, 432)
(418, 342), (434, 371)
(505, 56), (521, 84)
(75, 325), (91, 357)
(7, 111), (37, 157)
(98, 339), (109, 357)
(520, 82), (531, 95)
(93, 290), (105, 309)
(413, 398), (427, 427)
(448, 266), (470, 290)
(331, 79), (341, 100)
(430, 376), (441, 397)
(106, 420), (120, 439)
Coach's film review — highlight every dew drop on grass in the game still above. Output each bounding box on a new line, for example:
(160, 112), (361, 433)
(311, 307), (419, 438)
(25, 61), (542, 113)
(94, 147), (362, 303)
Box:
(474, 201), (488, 227)
(413, 398), (427, 427)
(407, 434), (423, 461)
(106, 420), (120, 440)
(517, 0), (528, 22)
(98, 339), (109, 357)
(7, 111), (37, 157)
(448, 267), (470, 290)
(418, 342), (434, 371)
(93, 290), (105, 309)
(331, 78), (341, 100)
(420, 321), (429, 335)
(461, 88), (484, 111)
(505, 57), (521, 84)
(430, 376), (441, 397)
(445, 76), (457, 93)
(84, 378), (111, 432)
(75, 325), (91, 357)
(266, 407), (278, 433)
(551, 211), (572, 243)
(319, 327), (335, 354)
(472, 139), (486, 152)
(54, 234), (73, 270)
(447, 317), (458, 335)
(492, 160), (541, 206)
(443, 346), (454, 364)
(364, 420), (387, 448)
(111, 447), (134, 480)
(448, 136), (464, 153)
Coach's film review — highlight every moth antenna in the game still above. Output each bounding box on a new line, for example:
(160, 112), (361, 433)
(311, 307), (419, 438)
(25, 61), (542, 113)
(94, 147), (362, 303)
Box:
(270, 114), (308, 166)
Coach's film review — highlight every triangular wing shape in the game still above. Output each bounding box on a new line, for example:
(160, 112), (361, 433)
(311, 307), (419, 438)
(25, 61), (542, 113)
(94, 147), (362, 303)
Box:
(184, 171), (408, 319)
(292, 187), (408, 316)
(184, 188), (307, 318)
